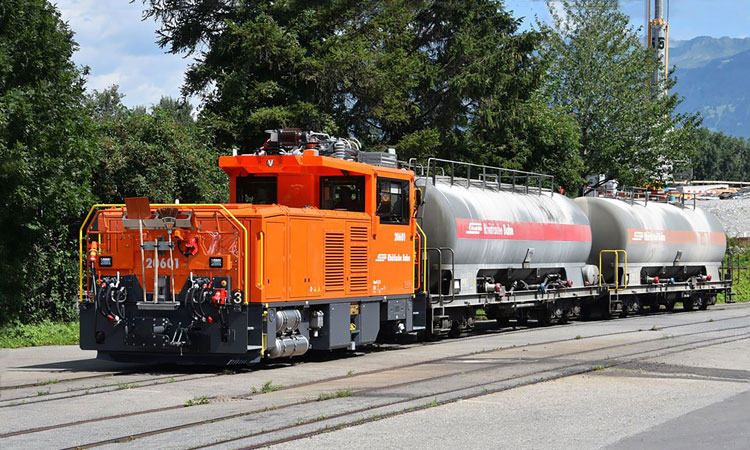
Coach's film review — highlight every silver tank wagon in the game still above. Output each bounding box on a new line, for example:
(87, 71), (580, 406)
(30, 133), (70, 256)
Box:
(417, 173), (593, 296)
(574, 196), (726, 287)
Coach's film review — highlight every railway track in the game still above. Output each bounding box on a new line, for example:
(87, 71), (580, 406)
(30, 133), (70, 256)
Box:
(2, 307), (746, 408)
(1, 305), (748, 449)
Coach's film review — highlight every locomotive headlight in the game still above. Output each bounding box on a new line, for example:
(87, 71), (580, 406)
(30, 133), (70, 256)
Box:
(453, 279), (461, 294)
(99, 256), (113, 267)
(209, 257), (224, 268)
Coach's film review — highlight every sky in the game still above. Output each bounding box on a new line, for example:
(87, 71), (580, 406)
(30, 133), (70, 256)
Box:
(56, 0), (750, 109)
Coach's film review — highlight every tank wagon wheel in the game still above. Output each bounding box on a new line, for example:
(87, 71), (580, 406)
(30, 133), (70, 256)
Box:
(697, 297), (709, 311)
(683, 297), (695, 312)
(448, 322), (462, 338)
(536, 307), (554, 326)
(496, 317), (510, 328)
(665, 300), (675, 312)
(516, 312), (529, 326)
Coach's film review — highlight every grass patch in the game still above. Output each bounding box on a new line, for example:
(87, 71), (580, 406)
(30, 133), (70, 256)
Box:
(317, 388), (353, 401)
(0, 321), (79, 348)
(184, 396), (210, 407)
(593, 365), (605, 371)
(261, 380), (283, 393)
(37, 378), (59, 386)
(117, 382), (138, 390)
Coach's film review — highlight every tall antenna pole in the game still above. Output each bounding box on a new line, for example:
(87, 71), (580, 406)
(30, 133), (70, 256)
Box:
(648, 0), (669, 97)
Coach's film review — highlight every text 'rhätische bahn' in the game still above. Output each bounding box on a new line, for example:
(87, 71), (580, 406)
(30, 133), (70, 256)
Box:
(79, 129), (729, 365)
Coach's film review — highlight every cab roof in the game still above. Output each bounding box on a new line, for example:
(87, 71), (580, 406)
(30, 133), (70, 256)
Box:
(219, 150), (414, 180)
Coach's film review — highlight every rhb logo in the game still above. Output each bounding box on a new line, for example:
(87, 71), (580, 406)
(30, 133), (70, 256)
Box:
(466, 222), (483, 235)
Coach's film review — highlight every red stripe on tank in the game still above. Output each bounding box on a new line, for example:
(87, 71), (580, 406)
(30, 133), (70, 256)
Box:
(627, 229), (726, 246)
(455, 218), (592, 242)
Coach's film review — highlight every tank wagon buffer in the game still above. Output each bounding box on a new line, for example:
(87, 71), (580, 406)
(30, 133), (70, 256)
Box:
(79, 129), (422, 365)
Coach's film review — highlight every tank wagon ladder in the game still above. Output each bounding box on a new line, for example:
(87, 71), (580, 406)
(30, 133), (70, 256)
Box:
(720, 249), (741, 303)
(598, 249), (628, 317)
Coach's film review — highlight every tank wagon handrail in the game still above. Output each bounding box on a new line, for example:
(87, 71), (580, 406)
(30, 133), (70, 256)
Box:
(598, 249), (628, 292)
(79, 203), (250, 305)
(415, 222), (428, 295)
(423, 158), (555, 197)
(426, 247), (456, 304)
(592, 187), (697, 209)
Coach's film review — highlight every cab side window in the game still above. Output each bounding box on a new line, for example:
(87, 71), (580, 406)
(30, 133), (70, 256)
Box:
(377, 178), (409, 224)
(236, 176), (277, 204)
(320, 176), (365, 212)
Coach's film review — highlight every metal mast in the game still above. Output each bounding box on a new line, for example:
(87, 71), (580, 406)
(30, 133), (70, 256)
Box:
(647, 0), (669, 97)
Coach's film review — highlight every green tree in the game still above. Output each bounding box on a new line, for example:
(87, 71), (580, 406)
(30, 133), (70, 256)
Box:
(691, 128), (750, 181)
(538, 0), (701, 193)
(0, 0), (97, 323)
(141, 0), (547, 166)
(89, 87), (227, 204)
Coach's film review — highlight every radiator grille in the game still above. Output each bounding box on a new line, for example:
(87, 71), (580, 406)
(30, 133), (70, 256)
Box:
(349, 227), (368, 291)
(325, 232), (345, 291)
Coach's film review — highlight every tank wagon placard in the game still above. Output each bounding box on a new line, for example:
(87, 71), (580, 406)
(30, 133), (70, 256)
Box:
(78, 129), (731, 366)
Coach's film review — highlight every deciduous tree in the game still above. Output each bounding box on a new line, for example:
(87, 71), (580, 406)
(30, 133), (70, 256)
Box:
(538, 0), (700, 193)
(0, 0), (97, 322)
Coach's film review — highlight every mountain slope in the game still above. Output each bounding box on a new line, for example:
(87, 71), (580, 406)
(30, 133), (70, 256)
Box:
(672, 37), (750, 137)
(670, 36), (750, 69)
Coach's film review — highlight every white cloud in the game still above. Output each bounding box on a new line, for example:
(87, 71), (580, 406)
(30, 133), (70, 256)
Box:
(55, 0), (197, 109)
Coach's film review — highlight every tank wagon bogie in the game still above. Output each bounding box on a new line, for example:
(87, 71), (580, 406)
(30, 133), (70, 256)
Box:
(78, 128), (731, 366)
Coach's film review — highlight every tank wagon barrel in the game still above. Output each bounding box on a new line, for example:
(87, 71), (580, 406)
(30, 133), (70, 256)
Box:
(78, 128), (732, 366)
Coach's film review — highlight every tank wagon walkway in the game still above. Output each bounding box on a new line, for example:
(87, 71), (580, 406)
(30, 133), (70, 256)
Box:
(1, 303), (749, 449)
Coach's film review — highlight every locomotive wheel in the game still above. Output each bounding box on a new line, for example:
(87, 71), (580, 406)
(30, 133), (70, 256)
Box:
(683, 298), (695, 311)
(619, 306), (628, 319)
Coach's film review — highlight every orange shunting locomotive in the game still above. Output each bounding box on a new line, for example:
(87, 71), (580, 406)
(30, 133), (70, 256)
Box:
(80, 129), (422, 365)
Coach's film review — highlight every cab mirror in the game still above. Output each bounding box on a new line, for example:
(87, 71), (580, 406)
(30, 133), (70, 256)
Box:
(415, 188), (423, 209)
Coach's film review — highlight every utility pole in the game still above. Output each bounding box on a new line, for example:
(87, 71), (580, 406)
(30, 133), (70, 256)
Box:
(647, 0), (669, 97)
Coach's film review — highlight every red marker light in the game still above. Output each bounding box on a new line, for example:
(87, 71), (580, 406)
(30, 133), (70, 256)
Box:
(107, 314), (115, 322)
(207, 316), (214, 324)
(212, 288), (227, 306)
(184, 237), (199, 256)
